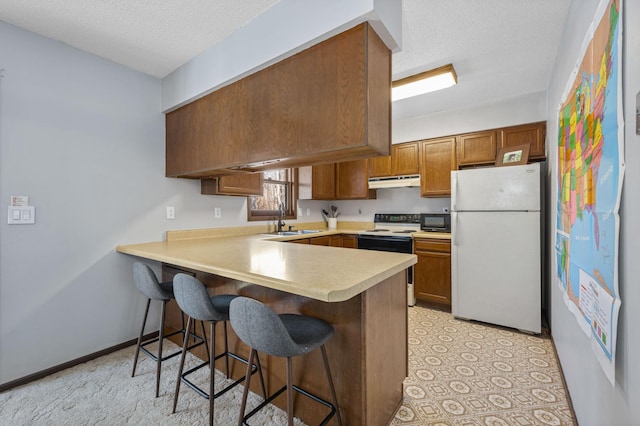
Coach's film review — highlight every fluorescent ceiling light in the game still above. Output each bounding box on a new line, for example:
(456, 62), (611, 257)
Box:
(392, 64), (457, 102)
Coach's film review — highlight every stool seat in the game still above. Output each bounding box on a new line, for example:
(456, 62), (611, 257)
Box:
(230, 297), (342, 426)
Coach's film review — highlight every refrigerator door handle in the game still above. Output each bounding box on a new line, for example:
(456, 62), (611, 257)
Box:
(452, 211), (458, 246)
(451, 173), (458, 212)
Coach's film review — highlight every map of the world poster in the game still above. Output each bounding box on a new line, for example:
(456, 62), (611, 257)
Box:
(555, 0), (623, 385)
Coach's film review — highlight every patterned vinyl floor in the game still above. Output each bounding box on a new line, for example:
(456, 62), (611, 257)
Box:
(391, 304), (577, 426)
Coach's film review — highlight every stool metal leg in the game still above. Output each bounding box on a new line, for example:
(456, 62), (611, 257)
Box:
(286, 356), (294, 426)
(209, 321), (216, 426)
(131, 298), (151, 378)
(237, 348), (256, 426)
(321, 345), (342, 426)
(201, 320), (211, 361)
(223, 321), (230, 378)
(172, 316), (192, 414)
(155, 300), (167, 398)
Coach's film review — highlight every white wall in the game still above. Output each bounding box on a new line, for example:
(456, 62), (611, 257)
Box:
(332, 188), (450, 222)
(393, 91), (547, 144)
(0, 22), (261, 385)
(545, 1), (640, 424)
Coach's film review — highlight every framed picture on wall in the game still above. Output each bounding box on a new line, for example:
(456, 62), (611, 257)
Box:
(496, 144), (530, 166)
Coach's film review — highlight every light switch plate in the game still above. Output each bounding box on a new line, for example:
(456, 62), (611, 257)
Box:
(8, 206), (35, 224)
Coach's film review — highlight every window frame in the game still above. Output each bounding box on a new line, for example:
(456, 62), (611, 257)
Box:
(247, 168), (298, 221)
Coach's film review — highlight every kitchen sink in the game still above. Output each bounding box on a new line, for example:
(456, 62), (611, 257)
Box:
(266, 230), (322, 236)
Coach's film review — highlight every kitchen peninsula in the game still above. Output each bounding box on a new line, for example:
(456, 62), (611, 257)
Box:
(117, 230), (416, 425)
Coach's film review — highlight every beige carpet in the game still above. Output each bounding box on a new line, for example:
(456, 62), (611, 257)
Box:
(0, 342), (303, 425)
(391, 304), (577, 426)
(1, 305), (576, 425)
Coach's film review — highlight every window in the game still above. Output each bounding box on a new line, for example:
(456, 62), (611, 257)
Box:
(248, 168), (297, 221)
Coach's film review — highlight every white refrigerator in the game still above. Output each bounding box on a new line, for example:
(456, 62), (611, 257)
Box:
(451, 162), (541, 333)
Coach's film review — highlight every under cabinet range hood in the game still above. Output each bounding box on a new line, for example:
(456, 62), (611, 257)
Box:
(368, 175), (421, 189)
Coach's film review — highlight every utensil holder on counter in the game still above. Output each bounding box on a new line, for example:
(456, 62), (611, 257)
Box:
(327, 218), (337, 230)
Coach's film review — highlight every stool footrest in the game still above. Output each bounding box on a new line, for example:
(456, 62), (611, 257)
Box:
(180, 351), (258, 400)
(140, 328), (205, 363)
(242, 383), (337, 426)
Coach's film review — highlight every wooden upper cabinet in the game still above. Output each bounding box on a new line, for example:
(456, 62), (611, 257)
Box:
(368, 155), (392, 178)
(420, 137), (455, 197)
(336, 159), (376, 200)
(456, 131), (498, 167)
(201, 173), (263, 196)
(499, 122), (546, 159)
(311, 160), (375, 200)
(368, 142), (420, 177)
(311, 163), (336, 200)
(392, 142), (420, 175)
(165, 23), (391, 178)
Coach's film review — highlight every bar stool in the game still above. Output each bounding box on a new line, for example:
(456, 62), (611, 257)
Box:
(131, 262), (206, 397)
(172, 274), (266, 426)
(229, 296), (342, 426)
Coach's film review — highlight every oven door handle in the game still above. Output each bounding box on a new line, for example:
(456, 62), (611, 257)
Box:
(357, 235), (414, 244)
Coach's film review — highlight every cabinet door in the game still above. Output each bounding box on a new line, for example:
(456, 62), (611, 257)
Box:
(499, 122), (546, 159)
(413, 239), (452, 307)
(456, 131), (497, 167)
(311, 164), (336, 199)
(335, 159), (376, 200)
(420, 137), (455, 197)
(392, 142), (420, 175)
(329, 235), (342, 247)
(341, 235), (358, 248)
(310, 235), (331, 246)
(368, 155), (392, 178)
(201, 173), (263, 196)
(290, 238), (310, 244)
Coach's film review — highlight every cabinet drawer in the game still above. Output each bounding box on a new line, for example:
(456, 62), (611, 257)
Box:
(414, 238), (451, 253)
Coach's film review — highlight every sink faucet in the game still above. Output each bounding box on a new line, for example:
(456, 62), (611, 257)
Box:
(277, 203), (286, 232)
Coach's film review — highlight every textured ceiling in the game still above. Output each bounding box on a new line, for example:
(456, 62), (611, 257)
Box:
(0, 0), (572, 120)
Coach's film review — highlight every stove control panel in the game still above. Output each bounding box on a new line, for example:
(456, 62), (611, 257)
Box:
(373, 213), (421, 224)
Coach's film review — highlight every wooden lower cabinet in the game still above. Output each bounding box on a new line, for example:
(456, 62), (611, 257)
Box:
(290, 238), (310, 244)
(291, 234), (356, 247)
(341, 234), (358, 248)
(309, 235), (331, 246)
(329, 235), (342, 247)
(413, 238), (452, 307)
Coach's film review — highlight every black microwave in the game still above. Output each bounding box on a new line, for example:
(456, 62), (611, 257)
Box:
(420, 213), (451, 233)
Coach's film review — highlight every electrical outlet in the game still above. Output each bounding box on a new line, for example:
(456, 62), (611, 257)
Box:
(306, 208), (311, 216)
(214, 208), (221, 218)
(166, 206), (175, 220)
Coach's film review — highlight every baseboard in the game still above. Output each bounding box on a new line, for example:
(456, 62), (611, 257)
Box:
(0, 331), (159, 393)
